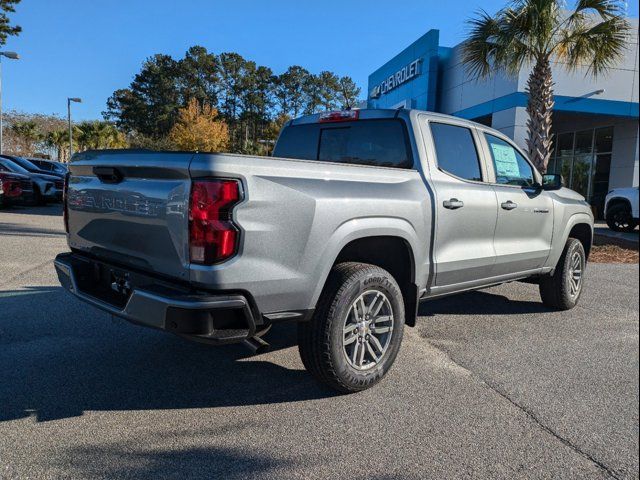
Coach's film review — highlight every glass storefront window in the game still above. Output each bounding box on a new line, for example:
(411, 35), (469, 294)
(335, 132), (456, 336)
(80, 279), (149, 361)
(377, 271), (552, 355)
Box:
(550, 126), (614, 215)
(574, 130), (593, 155)
(594, 127), (614, 153)
(555, 132), (574, 157)
(559, 155), (573, 184)
(571, 154), (592, 197)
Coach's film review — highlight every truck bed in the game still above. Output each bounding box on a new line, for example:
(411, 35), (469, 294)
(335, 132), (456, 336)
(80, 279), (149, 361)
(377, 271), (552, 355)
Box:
(66, 149), (430, 316)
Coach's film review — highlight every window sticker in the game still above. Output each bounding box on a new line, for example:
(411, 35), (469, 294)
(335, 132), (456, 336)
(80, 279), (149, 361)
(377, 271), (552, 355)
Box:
(491, 143), (520, 177)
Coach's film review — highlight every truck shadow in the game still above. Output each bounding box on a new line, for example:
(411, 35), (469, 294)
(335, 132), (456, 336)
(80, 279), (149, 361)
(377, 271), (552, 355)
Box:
(418, 289), (549, 317)
(55, 441), (294, 479)
(0, 286), (335, 423)
(1, 285), (547, 423)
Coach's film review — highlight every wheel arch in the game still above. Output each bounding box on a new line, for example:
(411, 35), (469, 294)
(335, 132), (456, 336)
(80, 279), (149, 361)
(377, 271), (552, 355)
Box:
(568, 223), (592, 260)
(546, 213), (593, 270)
(605, 197), (632, 216)
(310, 222), (421, 328)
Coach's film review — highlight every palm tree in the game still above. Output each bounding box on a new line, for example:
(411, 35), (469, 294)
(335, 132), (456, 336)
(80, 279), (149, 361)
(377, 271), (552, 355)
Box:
(75, 122), (99, 151)
(462, 0), (630, 173)
(44, 129), (69, 162)
(9, 120), (42, 155)
(75, 121), (127, 151)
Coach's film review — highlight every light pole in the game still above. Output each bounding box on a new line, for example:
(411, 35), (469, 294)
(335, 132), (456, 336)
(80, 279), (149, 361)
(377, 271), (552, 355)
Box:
(0, 51), (20, 155)
(67, 97), (82, 161)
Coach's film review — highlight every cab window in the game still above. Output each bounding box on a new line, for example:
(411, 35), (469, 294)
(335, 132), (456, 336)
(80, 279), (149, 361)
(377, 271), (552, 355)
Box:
(273, 119), (413, 169)
(484, 134), (535, 187)
(429, 123), (483, 182)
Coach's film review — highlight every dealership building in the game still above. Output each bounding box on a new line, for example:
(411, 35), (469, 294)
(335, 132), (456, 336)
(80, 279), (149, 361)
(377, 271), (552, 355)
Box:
(367, 20), (639, 216)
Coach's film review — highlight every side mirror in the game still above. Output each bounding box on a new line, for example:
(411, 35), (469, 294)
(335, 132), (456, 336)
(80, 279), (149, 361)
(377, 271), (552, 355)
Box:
(542, 174), (563, 191)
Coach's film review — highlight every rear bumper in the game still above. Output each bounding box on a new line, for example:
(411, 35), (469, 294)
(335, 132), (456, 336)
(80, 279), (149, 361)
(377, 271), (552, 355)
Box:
(54, 252), (260, 344)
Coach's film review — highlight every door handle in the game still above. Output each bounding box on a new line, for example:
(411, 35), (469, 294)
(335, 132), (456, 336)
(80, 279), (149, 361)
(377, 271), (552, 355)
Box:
(501, 200), (518, 210)
(443, 198), (464, 210)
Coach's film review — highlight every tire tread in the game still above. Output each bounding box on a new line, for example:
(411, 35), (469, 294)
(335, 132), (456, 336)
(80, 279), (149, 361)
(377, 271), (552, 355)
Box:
(539, 238), (585, 311)
(298, 262), (403, 393)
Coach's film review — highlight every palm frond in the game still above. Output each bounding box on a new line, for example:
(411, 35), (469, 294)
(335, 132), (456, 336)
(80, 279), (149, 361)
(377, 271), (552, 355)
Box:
(556, 15), (630, 76)
(461, 10), (503, 79)
(462, 0), (630, 80)
(573, 0), (624, 18)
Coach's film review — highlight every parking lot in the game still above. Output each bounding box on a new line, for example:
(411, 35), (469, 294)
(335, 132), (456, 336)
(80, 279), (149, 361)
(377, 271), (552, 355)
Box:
(1, 205), (638, 479)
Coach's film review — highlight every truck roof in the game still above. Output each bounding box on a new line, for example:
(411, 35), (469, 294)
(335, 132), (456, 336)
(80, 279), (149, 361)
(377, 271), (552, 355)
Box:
(288, 108), (487, 130)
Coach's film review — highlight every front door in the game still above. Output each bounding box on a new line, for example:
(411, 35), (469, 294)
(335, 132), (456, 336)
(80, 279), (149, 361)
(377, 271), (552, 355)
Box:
(425, 121), (498, 287)
(482, 133), (554, 275)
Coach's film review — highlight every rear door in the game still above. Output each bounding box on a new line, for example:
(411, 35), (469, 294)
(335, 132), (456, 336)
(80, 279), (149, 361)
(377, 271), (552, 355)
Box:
(423, 119), (498, 287)
(66, 151), (193, 278)
(481, 132), (554, 275)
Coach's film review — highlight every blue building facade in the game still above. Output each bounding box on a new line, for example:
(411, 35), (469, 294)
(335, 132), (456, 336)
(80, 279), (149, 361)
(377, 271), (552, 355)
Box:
(367, 30), (441, 111)
(367, 23), (640, 211)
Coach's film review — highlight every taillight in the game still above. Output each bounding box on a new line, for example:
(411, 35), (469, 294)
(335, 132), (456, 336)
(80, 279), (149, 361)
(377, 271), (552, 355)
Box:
(189, 179), (241, 265)
(63, 172), (70, 233)
(319, 110), (359, 123)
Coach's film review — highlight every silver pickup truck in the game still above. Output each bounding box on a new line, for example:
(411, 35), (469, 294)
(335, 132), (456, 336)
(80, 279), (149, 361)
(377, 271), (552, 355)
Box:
(55, 109), (594, 392)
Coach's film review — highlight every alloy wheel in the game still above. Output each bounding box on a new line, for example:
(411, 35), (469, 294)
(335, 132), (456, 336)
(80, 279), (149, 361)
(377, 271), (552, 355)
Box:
(568, 250), (584, 298)
(612, 208), (632, 230)
(342, 290), (394, 370)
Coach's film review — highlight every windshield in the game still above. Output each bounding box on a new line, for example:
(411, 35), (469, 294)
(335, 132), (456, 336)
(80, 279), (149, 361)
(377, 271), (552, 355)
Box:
(10, 156), (41, 171)
(0, 158), (30, 174)
(30, 160), (52, 170)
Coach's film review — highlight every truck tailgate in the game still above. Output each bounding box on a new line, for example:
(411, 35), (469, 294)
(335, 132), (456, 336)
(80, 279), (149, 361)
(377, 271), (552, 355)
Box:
(66, 151), (194, 280)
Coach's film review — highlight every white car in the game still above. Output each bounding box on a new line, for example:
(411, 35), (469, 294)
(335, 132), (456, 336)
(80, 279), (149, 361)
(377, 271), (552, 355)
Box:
(605, 187), (639, 232)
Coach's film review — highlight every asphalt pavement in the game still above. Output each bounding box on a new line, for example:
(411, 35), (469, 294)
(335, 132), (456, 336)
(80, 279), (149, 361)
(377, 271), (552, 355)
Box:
(1, 205), (638, 480)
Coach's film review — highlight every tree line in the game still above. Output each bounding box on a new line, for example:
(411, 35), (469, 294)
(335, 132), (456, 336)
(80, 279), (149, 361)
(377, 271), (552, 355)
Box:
(4, 46), (362, 160)
(4, 111), (125, 162)
(104, 46), (362, 153)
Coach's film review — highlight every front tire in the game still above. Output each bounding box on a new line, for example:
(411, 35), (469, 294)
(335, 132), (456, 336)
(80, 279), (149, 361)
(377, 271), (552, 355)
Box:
(298, 262), (405, 393)
(539, 238), (586, 311)
(606, 203), (637, 232)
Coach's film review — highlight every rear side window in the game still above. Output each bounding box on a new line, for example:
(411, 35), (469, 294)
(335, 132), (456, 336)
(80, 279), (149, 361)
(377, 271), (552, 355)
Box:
(430, 123), (482, 182)
(273, 119), (413, 169)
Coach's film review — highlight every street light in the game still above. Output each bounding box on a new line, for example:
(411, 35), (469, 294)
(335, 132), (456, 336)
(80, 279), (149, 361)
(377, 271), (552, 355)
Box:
(0, 51), (20, 155)
(67, 97), (82, 160)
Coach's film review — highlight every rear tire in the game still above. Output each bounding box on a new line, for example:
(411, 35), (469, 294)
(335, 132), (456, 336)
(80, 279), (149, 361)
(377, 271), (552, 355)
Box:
(539, 238), (586, 311)
(298, 262), (405, 393)
(606, 203), (637, 232)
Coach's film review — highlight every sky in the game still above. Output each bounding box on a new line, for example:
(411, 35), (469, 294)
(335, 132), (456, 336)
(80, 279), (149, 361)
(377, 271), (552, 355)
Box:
(4, 0), (639, 121)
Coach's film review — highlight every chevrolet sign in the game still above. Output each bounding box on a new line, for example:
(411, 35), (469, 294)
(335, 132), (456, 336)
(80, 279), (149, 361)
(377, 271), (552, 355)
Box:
(369, 59), (422, 99)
